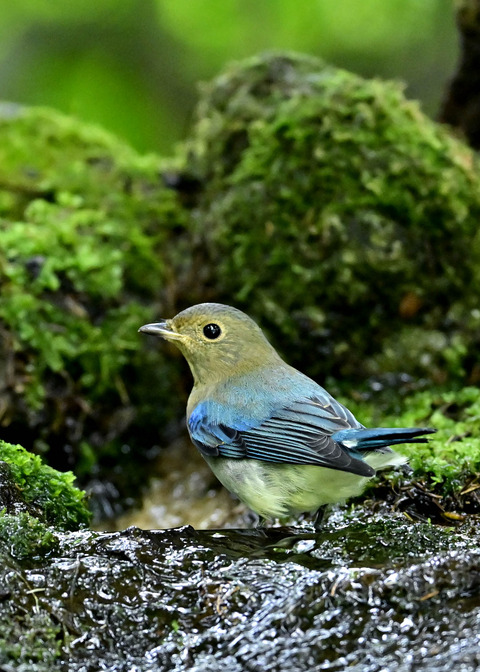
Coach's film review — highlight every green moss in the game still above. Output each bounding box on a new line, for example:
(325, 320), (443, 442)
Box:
(344, 386), (480, 492)
(0, 512), (59, 560)
(0, 106), (188, 483)
(2, 56), (480, 509)
(0, 440), (90, 530)
(0, 608), (63, 669)
(182, 52), (480, 384)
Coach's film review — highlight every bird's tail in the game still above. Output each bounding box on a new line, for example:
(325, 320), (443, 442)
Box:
(332, 427), (436, 452)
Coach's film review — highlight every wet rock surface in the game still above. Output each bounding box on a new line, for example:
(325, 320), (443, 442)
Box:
(2, 512), (480, 671)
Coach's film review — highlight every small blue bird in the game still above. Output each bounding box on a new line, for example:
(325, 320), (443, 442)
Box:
(139, 303), (434, 527)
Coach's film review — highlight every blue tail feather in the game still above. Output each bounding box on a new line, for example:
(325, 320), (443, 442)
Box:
(332, 427), (436, 452)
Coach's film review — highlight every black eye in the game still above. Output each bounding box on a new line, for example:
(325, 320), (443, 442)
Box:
(203, 323), (222, 340)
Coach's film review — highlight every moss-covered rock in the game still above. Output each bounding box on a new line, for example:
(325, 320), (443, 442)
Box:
(0, 606), (63, 671)
(0, 438), (86, 578)
(0, 439), (90, 530)
(341, 386), (480, 519)
(0, 512), (59, 561)
(2, 53), (480, 517)
(346, 386), (480, 487)
(180, 52), (480, 384)
(383, 387), (480, 488)
(0, 106), (188, 496)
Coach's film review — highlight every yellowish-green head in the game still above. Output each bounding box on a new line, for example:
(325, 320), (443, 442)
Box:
(139, 303), (281, 384)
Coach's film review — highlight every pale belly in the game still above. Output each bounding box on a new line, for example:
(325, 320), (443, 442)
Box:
(204, 455), (393, 519)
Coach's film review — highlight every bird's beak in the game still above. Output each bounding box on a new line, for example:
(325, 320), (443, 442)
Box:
(138, 321), (184, 341)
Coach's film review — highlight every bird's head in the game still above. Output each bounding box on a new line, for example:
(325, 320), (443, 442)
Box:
(139, 303), (280, 384)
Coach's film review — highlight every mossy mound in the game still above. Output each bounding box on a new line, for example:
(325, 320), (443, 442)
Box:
(348, 386), (480, 488)
(382, 386), (480, 488)
(180, 52), (480, 384)
(343, 386), (480, 519)
(0, 438), (87, 567)
(2, 54), (480, 516)
(0, 439), (90, 530)
(0, 106), (188, 496)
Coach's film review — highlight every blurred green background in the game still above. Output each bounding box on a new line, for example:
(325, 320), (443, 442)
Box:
(0, 0), (458, 154)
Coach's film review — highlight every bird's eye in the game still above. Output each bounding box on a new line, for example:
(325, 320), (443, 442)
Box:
(203, 323), (222, 340)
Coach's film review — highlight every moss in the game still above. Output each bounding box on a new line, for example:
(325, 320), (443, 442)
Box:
(344, 386), (480, 496)
(388, 387), (480, 487)
(0, 512), (59, 560)
(0, 440), (90, 530)
(2, 55), (480, 512)
(0, 608), (63, 670)
(0, 106), (189, 490)
(181, 52), (480, 384)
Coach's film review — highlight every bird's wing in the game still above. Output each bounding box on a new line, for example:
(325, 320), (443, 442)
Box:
(188, 396), (374, 477)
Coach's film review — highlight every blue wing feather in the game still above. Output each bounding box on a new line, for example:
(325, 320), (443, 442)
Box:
(188, 396), (375, 477)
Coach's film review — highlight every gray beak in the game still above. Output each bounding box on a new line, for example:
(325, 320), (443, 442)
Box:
(138, 321), (183, 341)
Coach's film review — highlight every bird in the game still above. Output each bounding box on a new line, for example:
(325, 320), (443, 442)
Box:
(139, 303), (435, 527)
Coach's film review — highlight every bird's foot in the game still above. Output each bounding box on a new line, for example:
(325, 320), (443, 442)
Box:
(313, 505), (328, 530)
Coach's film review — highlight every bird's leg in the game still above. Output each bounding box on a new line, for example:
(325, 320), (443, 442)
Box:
(255, 515), (268, 528)
(313, 505), (328, 530)
(246, 511), (267, 528)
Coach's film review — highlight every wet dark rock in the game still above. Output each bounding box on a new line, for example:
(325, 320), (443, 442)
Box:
(1, 512), (480, 671)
